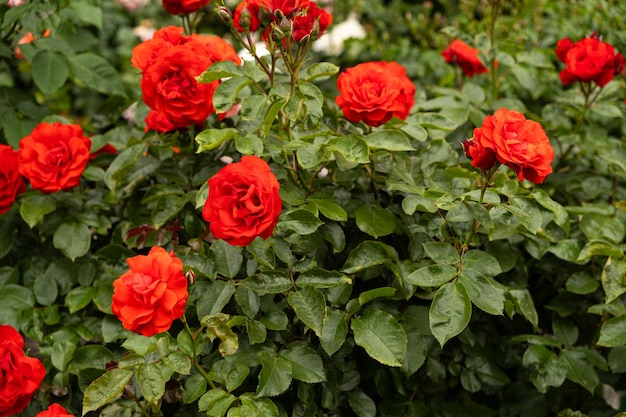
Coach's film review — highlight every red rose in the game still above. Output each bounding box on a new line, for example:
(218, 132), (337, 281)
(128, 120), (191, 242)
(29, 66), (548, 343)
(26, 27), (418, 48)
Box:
(202, 156), (282, 247)
(18, 122), (92, 193)
(131, 26), (241, 132)
(465, 108), (554, 184)
(111, 246), (188, 337)
(442, 39), (493, 77)
(555, 36), (624, 87)
(292, 2), (332, 42)
(0, 145), (26, 216)
(0, 325), (46, 416)
(261, 0), (306, 17)
(36, 404), (74, 417)
(162, 0), (209, 15)
(335, 61), (415, 127)
(234, 0), (262, 32)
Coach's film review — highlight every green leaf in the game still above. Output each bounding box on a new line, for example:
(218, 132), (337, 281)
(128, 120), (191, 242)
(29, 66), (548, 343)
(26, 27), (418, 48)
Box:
(51, 340), (76, 371)
(355, 206), (395, 238)
(234, 286), (260, 319)
(235, 133), (264, 156)
(430, 282), (472, 346)
(422, 242), (460, 264)
(69, 1), (103, 30)
(53, 222), (91, 261)
(580, 213), (625, 243)
(287, 286), (326, 336)
(509, 289), (539, 328)
(34, 273), (58, 306)
(507, 197), (542, 234)
(246, 238), (276, 269)
(196, 128), (239, 152)
(69, 345), (114, 372)
(213, 77), (253, 113)
(608, 346), (626, 373)
(342, 241), (397, 274)
(198, 389), (236, 416)
(239, 394), (279, 417)
(462, 250), (502, 277)
(20, 193), (57, 228)
(68, 53), (125, 96)
(82, 368), (134, 414)
(296, 268), (351, 288)
(104, 142), (148, 190)
(211, 240), (243, 278)
(31, 50), (69, 96)
(278, 209), (324, 235)
(257, 351), (292, 397)
(197, 280), (236, 319)
(351, 309), (407, 367)
(561, 349), (599, 393)
(358, 287), (397, 306)
(309, 198), (348, 222)
(402, 194), (437, 214)
(241, 271), (293, 294)
(597, 315), (626, 347)
(320, 308), (349, 357)
(602, 257), (626, 302)
(531, 189), (570, 233)
(303, 62), (340, 81)
(407, 264), (458, 287)
(65, 286), (95, 314)
(183, 374), (207, 404)
(196, 60), (243, 83)
(152, 195), (188, 230)
(365, 130), (415, 151)
(328, 135), (370, 169)
(201, 314), (239, 357)
(459, 273), (505, 316)
(523, 345), (567, 393)
(565, 272), (598, 295)
(136, 363), (167, 404)
(348, 391), (377, 417)
(280, 343), (326, 383)
(262, 98), (286, 138)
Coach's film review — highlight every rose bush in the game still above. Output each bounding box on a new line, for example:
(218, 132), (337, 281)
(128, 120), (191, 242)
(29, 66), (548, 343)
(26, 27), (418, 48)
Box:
(1, 0), (626, 416)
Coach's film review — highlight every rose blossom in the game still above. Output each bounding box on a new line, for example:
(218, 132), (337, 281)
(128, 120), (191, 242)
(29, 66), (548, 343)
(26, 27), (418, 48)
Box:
(292, 2), (332, 42)
(0, 145), (26, 216)
(555, 35), (624, 87)
(335, 61), (415, 127)
(131, 26), (241, 132)
(463, 108), (554, 184)
(234, 0), (262, 32)
(15, 28), (51, 59)
(0, 325), (46, 416)
(202, 156), (282, 247)
(36, 404), (74, 417)
(442, 39), (493, 77)
(111, 246), (188, 337)
(18, 122), (92, 193)
(161, 0), (210, 15)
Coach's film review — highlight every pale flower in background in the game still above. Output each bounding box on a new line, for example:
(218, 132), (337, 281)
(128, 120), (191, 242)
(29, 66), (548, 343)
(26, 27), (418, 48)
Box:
(117, 0), (150, 11)
(312, 12), (365, 55)
(7, 0), (25, 7)
(133, 20), (156, 42)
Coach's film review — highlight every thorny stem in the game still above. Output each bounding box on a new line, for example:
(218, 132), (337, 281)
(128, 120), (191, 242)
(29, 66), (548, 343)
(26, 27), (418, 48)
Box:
(182, 14), (192, 36)
(489, 0), (501, 101)
(461, 166), (496, 252)
(181, 314), (216, 389)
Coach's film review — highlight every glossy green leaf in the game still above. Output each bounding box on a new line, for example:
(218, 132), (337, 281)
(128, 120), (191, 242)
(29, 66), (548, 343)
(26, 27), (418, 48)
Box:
(365, 130), (414, 151)
(65, 286), (95, 314)
(407, 264), (458, 287)
(462, 250), (502, 277)
(320, 308), (349, 357)
(348, 391), (376, 417)
(280, 343), (326, 383)
(53, 222), (91, 261)
(241, 271), (293, 294)
(235, 133), (264, 156)
(197, 280), (236, 319)
(509, 289), (539, 328)
(355, 206), (395, 238)
(507, 197), (542, 234)
(531, 189), (570, 233)
(303, 62), (340, 81)
(565, 272), (599, 295)
(351, 309), (407, 367)
(82, 368), (134, 414)
(296, 268), (351, 288)
(32, 50), (69, 95)
(342, 241), (397, 274)
(136, 363), (167, 404)
(196, 128), (239, 152)
(20, 194), (56, 228)
(234, 286), (260, 319)
(197, 60), (243, 83)
(213, 76), (253, 113)
(430, 282), (472, 346)
(68, 53), (125, 96)
(152, 195), (188, 230)
(278, 209), (324, 235)
(34, 273), (58, 306)
(287, 286), (326, 336)
(201, 313), (239, 357)
(211, 240), (243, 279)
(459, 273), (505, 316)
(597, 315), (626, 347)
(422, 242), (460, 264)
(561, 349), (599, 393)
(358, 287), (396, 305)
(309, 198), (348, 222)
(257, 351), (293, 397)
(198, 389), (236, 416)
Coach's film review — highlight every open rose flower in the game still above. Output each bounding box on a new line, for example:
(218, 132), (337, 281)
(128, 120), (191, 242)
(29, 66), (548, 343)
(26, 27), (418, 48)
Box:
(162, 0), (210, 15)
(336, 61), (415, 127)
(292, 2), (332, 42)
(555, 35), (624, 87)
(464, 108), (554, 184)
(18, 122), (92, 193)
(131, 26), (241, 132)
(112, 246), (188, 337)
(442, 39), (493, 77)
(0, 325), (46, 416)
(0, 145), (26, 216)
(202, 156), (282, 247)
(36, 404), (74, 417)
